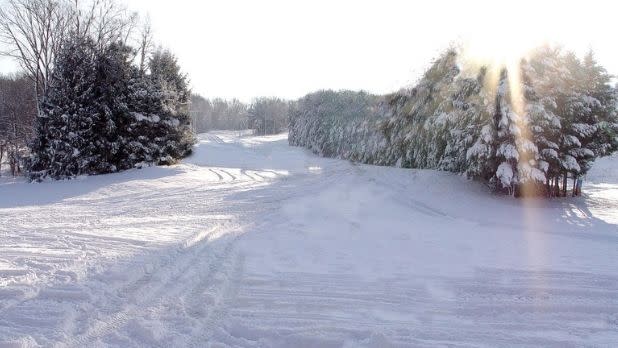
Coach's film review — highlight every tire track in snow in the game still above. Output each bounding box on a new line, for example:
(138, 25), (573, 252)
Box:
(208, 168), (224, 181)
(64, 223), (242, 347)
(240, 169), (258, 182)
(248, 170), (267, 181)
(204, 134), (225, 144)
(186, 244), (245, 347)
(218, 168), (237, 181)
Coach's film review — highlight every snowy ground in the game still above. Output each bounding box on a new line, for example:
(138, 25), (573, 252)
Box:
(1, 131), (617, 347)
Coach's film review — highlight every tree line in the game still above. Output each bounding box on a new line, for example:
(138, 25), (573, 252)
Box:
(289, 46), (618, 197)
(190, 95), (291, 136)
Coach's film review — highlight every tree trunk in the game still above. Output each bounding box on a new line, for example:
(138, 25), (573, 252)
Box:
(572, 177), (577, 197)
(554, 176), (560, 197)
(0, 144), (4, 176)
(9, 153), (15, 176)
(562, 172), (568, 197)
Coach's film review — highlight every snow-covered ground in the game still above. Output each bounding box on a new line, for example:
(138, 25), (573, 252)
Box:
(1, 131), (617, 347)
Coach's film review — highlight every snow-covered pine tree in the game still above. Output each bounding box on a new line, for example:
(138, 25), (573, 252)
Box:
(560, 51), (617, 195)
(138, 48), (195, 164)
(526, 48), (618, 196)
(28, 39), (196, 180)
(521, 57), (562, 195)
(124, 67), (163, 166)
(492, 69), (522, 195)
(288, 46), (617, 198)
(27, 36), (100, 180)
(91, 41), (135, 172)
(577, 51), (618, 161)
(524, 47), (569, 195)
(510, 61), (549, 196)
(465, 67), (499, 182)
(288, 89), (384, 160)
(438, 66), (488, 173)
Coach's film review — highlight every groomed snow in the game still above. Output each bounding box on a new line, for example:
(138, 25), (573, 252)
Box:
(1, 132), (617, 347)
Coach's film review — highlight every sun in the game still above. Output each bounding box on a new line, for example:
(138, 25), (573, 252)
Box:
(457, 4), (553, 81)
(457, 18), (547, 116)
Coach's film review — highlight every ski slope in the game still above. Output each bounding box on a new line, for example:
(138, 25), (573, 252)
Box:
(1, 131), (617, 347)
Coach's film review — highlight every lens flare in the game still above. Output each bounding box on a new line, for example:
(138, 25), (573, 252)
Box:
(458, 27), (544, 197)
(458, 24), (549, 282)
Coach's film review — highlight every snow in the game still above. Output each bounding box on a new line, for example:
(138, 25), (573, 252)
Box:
(1, 131), (618, 347)
(496, 161), (514, 187)
(518, 162), (546, 183)
(564, 134), (582, 148)
(497, 143), (519, 161)
(572, 123), (597, 138)
(562, 154), (582, 172)
(131, 112), (160, 123)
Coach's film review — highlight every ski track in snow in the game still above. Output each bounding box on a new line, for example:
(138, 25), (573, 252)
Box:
(0, 131), (617, 347)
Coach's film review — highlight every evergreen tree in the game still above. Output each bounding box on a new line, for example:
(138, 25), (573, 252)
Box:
(27, 40), (196, 180)
(521, 57), (562, 195)
(27, 36), (100, 180)
(288, 46), (617, 198)
(143, 48), (195, 163)
(492, 69), (522, 194)
(92, 41), (135, 172)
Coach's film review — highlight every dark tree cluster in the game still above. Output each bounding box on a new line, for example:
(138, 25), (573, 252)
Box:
(27, 38), (194, 180)
(0, 0), (194, 180)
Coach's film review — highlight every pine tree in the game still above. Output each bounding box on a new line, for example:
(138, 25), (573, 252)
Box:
(143, 48), (195, 163)
(27, 36), (100, 180)
(28, 40), (196, 180)
(521, 57), (562, 195)
(578, 51), (618, 159)
(287, 46), (617, 198)
(491, 69), (522, 194)
(92, 41), (135, 172)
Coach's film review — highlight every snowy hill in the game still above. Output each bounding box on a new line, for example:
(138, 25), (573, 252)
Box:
(1, 132), (617, 347)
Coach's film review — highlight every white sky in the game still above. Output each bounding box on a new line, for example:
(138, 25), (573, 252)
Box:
(1, 0), (616, 102)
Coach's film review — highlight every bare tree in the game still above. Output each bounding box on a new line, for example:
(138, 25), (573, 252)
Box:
(0, 0), (70, 101)
(0, 0), (138, 101)
(0, 73), (36, 175)
(136, 16), (153, 75)
(70, 0), (138, 51)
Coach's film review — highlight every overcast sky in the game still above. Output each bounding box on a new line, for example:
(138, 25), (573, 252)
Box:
(1, 0), (616, 102)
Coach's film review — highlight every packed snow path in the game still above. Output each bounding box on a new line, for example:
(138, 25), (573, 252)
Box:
(1, 132), (618, 347)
